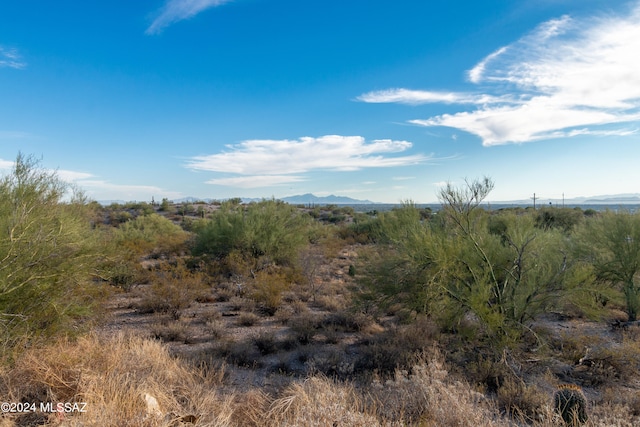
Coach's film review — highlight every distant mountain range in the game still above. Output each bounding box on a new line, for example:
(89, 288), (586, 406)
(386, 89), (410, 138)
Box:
(491, 193), (640, 206)
(280, 193), (375, 205)
(98, 193), (640, 206)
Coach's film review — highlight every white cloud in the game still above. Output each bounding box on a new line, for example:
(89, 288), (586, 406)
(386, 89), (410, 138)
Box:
(187, 135), (429, 188)
(146, 0), (233, 35)
(467, 46), (509, 84)
(206, 175), (306, 188)
(0, 159), (13, 170)
(357, 88), (506, 105)
(360, 3), (640, 146)
(78, 180), (183, 201)
(0, 46), (26, 69)
(55, 169), (94, 182)
(62, 171), (183, 200)
(0, 158), (180, 201)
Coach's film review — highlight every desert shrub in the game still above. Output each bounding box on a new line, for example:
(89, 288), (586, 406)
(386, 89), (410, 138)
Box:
(193, 199), (313, 268)
(192, 203), (246, 259)
(536, 207), (584, 233)
(321, 310), (374, 333)
(253, 331), (280, 355)
(150, 317), (190, 342)
(274, 306), (296, 325)
(228, 296), (256, 312)
(0, 154), (105, 348)
(216, 339), (262, 367)
(313, 294), (347, 312)
(158, 197), (174, 212)
(358, 179), (601, 347)
(573, 210), (640, 320)
(204, 318), (226, 339)
(135, 260), (208, 319)
(497, 376), (548, 422)
(338, 212), (382, 244)
(250, 270), (291, 315)
(566, 332), (640, 386)
(306, 346), (354, 378)
(289, 312), (322, 344)
(115, 213), (190, 257)
(100, 261), (141, 291)
(353, 318), (438, 376)
(237, 312), (260, 327)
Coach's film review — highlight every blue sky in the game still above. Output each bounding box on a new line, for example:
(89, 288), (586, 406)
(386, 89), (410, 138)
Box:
(1, 0), (640, 203)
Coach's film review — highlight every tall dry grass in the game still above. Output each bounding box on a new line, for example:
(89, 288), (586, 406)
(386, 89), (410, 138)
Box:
(1, 333), (639, 426)
(0, 333), (232, 427)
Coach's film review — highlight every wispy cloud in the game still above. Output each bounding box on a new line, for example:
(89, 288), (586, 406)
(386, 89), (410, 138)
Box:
(467, 46), (508, 84)
(0, 46), (26, 69)
(359, 3), (640, 146)
(356, 88), (506, 105)
(55, 170), (94, 182)
(78, 180), (183, 201)
(0, 159), (92, 181)
(186, 135), (430, 188)
(146, 0), (233, 35)
(0, 158), (181, 201)
(206, 175), (307, 188)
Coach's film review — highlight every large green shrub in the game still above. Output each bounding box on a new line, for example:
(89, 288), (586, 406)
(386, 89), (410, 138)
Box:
(573, 210), (640, 320)
(0, 154), (103, 346)
(357, 178), (596, 344)
(115, 213), (189, 257)
(193, 199), (312, 267)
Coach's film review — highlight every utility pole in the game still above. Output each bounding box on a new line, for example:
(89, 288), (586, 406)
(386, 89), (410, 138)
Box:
(532, 192), (537, 210)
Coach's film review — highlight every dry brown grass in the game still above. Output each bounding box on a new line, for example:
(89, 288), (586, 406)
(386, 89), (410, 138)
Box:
(2, 332), (640, 426)
(0, 333), (232, 427)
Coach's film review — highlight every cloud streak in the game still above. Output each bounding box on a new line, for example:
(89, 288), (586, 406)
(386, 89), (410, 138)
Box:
(0, 46), (26, 69)
(357, 88), (506, 105)
(146, 0), (233, 35)
(359, 3), (640, 146)
(206, 175), (307, 188)
(187, 135), (430, 188)
(78, 180), (183, 200)
(0, 158), (182, 201)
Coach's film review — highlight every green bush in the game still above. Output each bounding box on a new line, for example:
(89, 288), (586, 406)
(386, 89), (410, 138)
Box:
(0, 154), (104, 346)
(573, 210), (640, 320)
(250, 270), (291, 315)
(193, 199), (312, 268)
(357, 178), (599, 345)
(115, 213), (189, 257)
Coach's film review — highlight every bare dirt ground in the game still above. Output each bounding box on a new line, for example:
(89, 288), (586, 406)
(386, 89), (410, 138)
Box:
(96, 246), (363, 395)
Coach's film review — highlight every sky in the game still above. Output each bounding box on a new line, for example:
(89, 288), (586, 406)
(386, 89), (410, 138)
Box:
(1, 0), (640, 204)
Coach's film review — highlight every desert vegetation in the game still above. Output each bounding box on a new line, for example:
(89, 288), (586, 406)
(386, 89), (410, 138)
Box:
(1, 156), (640, 426)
